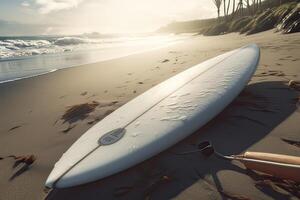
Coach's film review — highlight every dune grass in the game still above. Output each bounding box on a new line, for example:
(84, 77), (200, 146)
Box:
(201, 1), (299, 36)
(158, 1), (299, 36)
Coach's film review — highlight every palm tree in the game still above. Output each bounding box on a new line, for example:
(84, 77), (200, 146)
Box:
(224, 0), (227, 16)
(227, 0), (231, 17)
(232, 0), (236, 14)
(212, 0), (222, 18)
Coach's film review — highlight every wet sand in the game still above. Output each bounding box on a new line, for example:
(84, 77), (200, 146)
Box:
(0, 30), (300, 200)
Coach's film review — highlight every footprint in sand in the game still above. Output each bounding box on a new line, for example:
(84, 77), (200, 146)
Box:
(87, 94), (97, 99)
(81, 91), (88, 96)
(254, 70), (285, 77)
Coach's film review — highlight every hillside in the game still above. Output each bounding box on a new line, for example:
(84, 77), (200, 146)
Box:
(158, 1), (300, 35)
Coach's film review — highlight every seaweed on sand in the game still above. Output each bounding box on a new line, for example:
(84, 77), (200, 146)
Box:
(0, 154), (37, 181)
(248, 170), (300, 199)
(61, 101), (99, 124)
(281, 138), (300, 148)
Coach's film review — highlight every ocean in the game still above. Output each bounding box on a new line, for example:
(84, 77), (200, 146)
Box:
(0, 34), (190, 83)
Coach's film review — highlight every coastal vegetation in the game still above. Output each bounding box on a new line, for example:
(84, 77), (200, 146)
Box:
(158, 0), (300, 35)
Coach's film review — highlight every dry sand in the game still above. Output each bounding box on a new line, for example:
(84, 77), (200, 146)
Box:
(0, 30), (299, 200)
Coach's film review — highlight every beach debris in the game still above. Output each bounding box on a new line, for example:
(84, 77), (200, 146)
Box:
(288, 80), (300, 91)
(8, 125), (22, 132)
(255, 179), (300, 198)
(61, 124), (76, 133)
(161, 59), (170, 63)
(61, 101), (99, 124)
(10, 154), (36, 167)
(138, 81), (144, 84)
(248, 170), (300, 199)
(4, 154), (37, 181)
(80, 91), (88, 96)
(281, 138), (300, 148)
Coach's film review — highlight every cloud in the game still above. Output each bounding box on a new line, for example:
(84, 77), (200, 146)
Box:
(21, 1), (30, 7)
(34, 0), (84, 14)
(0, 20), (51, 36)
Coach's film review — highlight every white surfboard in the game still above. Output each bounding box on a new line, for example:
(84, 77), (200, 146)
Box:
(46, 44), (260, 188)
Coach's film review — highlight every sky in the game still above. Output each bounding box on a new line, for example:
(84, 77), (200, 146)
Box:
(0, 0), (217, 35)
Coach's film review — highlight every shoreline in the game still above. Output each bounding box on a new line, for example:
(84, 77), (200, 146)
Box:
(0, 34), (191, 84)
(0, 30), (300, 200)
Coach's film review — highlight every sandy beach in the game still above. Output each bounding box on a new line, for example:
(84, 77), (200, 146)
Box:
(0, 30), (300, 200)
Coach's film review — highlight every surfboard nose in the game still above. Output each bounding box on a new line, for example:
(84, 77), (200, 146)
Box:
(45, 172), (68, 188)
(45, 175), (55, 188)
(45, 168), (70, 188)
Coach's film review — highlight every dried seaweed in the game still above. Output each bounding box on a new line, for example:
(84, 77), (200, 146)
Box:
(3, 154), (37, 181)
(281, 138), (300, 148)
(10, 154), (36, 167)
(9, 125), (22, 132)
(248, 170), (300, 198)
(61, 101), (99, 124)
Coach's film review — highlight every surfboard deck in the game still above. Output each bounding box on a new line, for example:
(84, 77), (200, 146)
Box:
(46, 44), (260, 188)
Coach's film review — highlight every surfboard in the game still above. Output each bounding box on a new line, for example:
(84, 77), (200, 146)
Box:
(46, 44), (260, 188)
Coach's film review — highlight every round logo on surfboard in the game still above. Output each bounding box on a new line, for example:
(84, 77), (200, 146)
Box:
(98, 128), (126, 145)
